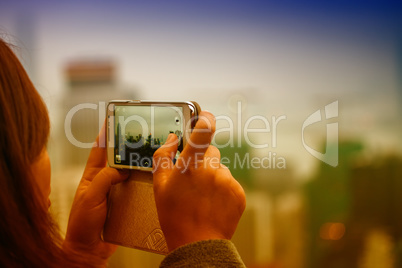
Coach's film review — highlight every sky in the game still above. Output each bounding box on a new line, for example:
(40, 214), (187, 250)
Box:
(114, 105), (184, 142)
(2, 1), (401, 98)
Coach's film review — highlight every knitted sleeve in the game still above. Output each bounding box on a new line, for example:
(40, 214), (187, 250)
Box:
(159, 240), (246, 268)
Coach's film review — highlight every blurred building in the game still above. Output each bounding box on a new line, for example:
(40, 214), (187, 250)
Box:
(304, 141), (363, 268)
(399, 40), (402, 114)
(351, 156), (402, 268)
(305, 141), (402, 268)
(14, 13), (37, 82)
(51, 58), (136, 234)
(220, 140), (305, 268)
(61, 59), (136, 166)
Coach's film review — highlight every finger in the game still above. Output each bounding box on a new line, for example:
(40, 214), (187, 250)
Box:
(86, 167), (129, 205)
(181, 111), (216, 163)
(204, 145), (220, 159)
(153, 134), (178, 185)
(85, 120), (108, 171)
(203, 145), (221, 170)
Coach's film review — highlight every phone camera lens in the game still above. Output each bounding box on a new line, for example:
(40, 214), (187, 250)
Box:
(175, 117), (180, 125)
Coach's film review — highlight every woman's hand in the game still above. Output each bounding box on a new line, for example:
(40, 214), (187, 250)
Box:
(153, 111), (246, 252)
(64, 122), (129, 266)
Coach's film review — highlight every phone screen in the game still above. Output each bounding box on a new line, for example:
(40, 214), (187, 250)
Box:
(113, 105), (183, 168)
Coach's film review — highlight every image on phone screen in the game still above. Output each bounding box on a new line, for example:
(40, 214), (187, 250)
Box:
(113, 105), (183, 168)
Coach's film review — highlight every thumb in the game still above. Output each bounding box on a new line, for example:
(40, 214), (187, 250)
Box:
(86, 167), (129, 204)
(153, 133), (178, 187)
(180, 111), (215, 163)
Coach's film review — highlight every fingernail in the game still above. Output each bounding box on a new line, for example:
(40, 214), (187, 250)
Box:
(167, 133), (176, 142)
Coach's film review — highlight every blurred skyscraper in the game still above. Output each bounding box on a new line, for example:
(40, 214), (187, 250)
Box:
(14, 12), (37, 83)
(398, 39), (402, 115)
(305, 141), (402, 268)
(61, 59), (136, 165)
(52, 58), (135, 234)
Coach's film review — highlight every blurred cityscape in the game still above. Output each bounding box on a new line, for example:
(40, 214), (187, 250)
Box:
(115, 130), (162, 167)
(2, 1), (402, 267)
(51, 60), (402, 267)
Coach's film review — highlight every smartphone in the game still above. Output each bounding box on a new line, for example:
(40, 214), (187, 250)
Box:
(106, 100), (199, 171)
(102, 100), (200, 255)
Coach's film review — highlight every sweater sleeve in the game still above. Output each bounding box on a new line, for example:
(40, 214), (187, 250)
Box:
(159, 239), (246, 268)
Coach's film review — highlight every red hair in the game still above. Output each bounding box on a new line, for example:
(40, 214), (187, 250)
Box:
(0, 39), (92, 266)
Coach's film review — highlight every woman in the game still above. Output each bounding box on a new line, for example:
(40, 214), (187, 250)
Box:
(0, 38), (246, 267)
